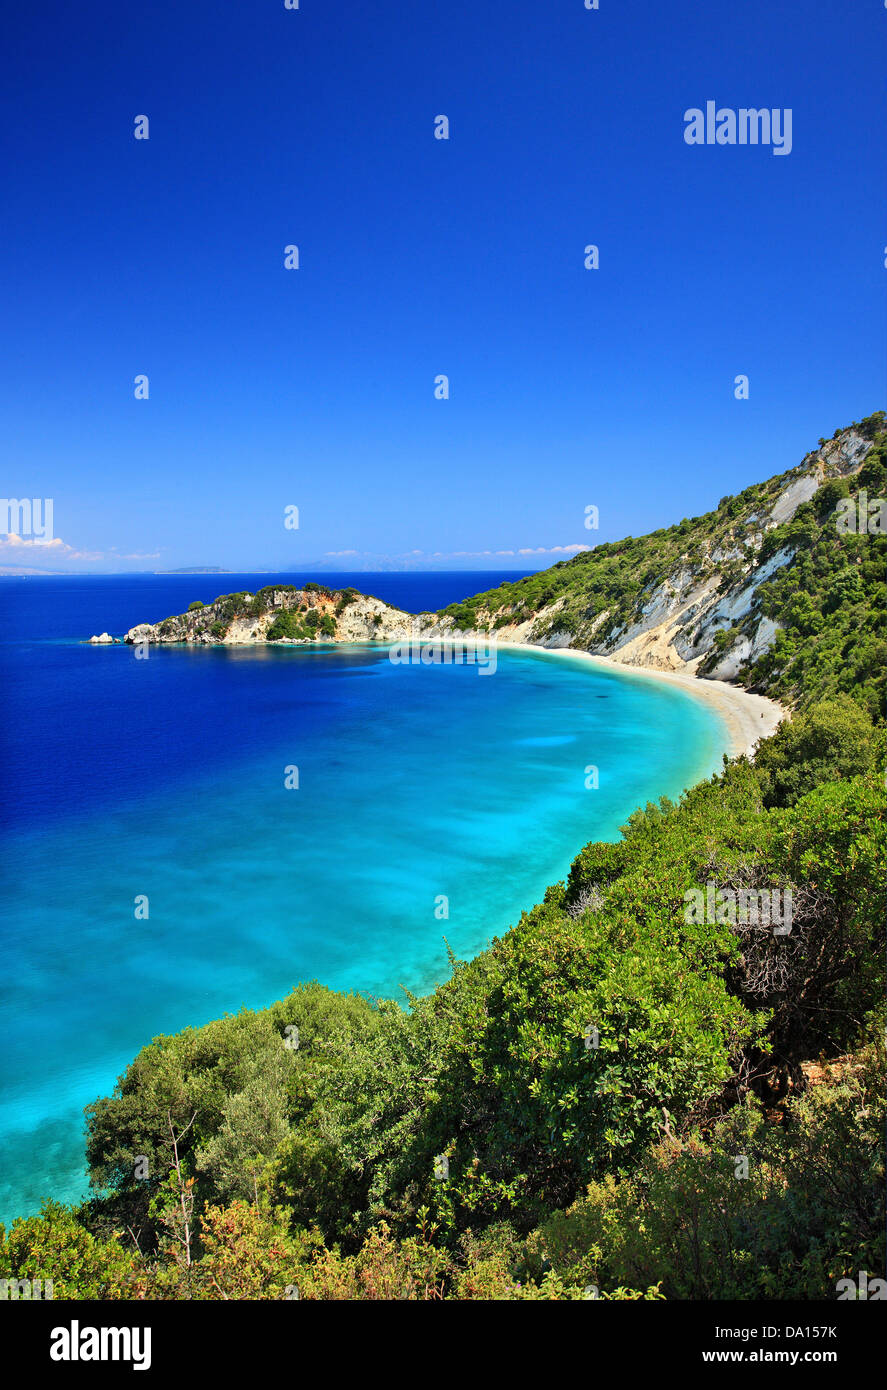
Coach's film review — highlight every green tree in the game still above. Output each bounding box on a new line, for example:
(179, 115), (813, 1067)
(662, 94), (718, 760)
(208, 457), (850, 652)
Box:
(754, 697), (878, 808)
(0, 1202), (140, 1299)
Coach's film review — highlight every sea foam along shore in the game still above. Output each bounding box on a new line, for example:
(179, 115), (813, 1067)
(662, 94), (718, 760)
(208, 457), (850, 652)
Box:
(493, 641), (786, 762)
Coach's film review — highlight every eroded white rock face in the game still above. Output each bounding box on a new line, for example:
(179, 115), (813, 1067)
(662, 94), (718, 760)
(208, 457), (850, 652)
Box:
(89, 632), (114, 644)
(768, 429), (874, 527)
(751, 615), (780, 660)
(333, 593), (416, 642)
(769, 475), (819, 525)
(819, 429), (872, 476)
(225, 616), (267, 644)
(699, 547), (792, 632)
(705, 614), (782, 681)
(605, 571), (714, 657)
(706, 640), (752, 681)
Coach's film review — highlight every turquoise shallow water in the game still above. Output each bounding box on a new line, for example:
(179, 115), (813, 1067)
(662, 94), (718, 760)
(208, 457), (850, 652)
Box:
(0, 635), (726, 1223)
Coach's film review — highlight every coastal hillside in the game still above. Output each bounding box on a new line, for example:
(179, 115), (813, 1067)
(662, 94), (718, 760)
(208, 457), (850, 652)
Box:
(437, 413), (886, 716)
(119, 415), (886, 720)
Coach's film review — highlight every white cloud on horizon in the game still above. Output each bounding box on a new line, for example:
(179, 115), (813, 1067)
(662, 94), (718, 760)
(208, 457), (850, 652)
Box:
(0, 533), (591, 573)
(322, 544), (591, 563)
(1, 531), (65, 549)
(517, 545), (591, 556)
(0, 532), (104, 562)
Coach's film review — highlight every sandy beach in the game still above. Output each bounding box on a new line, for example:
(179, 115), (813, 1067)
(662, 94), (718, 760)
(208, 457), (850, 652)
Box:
(494, 641), (787, 761)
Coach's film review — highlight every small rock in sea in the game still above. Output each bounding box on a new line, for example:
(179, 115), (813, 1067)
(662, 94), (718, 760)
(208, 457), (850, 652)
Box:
(89, 632), (115, 644)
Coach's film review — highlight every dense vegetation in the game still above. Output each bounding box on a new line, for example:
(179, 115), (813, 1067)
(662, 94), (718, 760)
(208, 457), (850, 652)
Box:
(266, 608), (336, 641)
(2, 418), (884, 1300)
(739, 432), (886, 719)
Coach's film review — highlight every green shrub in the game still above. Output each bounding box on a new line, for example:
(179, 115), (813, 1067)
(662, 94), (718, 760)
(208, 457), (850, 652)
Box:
(754, 697), (879, 808)
(531, 1029), (885, 1300)
(267, 611), (310, 641)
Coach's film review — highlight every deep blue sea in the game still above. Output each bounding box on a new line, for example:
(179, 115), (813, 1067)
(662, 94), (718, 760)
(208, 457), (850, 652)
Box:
(0, 572), (727, 1224)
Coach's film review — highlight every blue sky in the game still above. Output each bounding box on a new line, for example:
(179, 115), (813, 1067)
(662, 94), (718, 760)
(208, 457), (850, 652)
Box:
(1, 0), (884, 573)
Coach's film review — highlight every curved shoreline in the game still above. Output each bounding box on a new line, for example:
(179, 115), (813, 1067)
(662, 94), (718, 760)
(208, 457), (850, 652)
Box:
(94, 624), (788, 763)
(493, 641), (787, 761)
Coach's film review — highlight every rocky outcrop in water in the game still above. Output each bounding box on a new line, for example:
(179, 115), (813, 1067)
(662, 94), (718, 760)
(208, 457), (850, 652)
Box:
(123, 584), (438, 647)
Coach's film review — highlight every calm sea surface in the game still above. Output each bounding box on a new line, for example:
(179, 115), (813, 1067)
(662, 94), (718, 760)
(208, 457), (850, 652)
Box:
(0, 572), (726, 1221)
